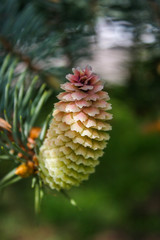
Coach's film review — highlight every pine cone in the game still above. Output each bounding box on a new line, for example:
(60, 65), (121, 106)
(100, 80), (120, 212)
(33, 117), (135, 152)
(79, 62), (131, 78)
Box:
(38, 66), (112, 191)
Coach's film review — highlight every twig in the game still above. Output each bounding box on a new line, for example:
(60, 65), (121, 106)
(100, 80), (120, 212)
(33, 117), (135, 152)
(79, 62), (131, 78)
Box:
(0, 35), (60, 89)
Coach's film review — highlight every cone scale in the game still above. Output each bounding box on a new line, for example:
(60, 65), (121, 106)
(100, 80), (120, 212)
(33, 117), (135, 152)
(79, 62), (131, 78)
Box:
(38, 66), (112, 190)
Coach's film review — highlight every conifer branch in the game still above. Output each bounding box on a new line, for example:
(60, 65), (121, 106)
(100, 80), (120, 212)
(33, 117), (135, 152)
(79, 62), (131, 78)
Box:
(0, 35), (60, 89)
(0, 55), (53, 191)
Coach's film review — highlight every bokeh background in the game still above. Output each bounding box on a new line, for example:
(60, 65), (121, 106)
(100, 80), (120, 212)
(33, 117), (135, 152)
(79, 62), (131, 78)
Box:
(0, 0), (160, 239)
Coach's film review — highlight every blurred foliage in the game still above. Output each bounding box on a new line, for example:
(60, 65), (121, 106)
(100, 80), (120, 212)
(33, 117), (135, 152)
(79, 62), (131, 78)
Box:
(0, 0), (160, 240)
(0, 98), (160, 240)
(101, 0), (160, 118)
(0, 0), (96, 78)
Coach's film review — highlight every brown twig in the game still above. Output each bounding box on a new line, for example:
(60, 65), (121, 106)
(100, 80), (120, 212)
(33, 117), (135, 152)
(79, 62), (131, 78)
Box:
(0, 35), (60, 89)
(0, 35), (41, 72)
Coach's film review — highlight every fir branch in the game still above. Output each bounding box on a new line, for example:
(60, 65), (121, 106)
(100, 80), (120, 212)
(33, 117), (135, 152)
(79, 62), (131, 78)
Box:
(0, 35), (60, 89)
(0, 36), (40, 72)
(0, 55), (54, 190)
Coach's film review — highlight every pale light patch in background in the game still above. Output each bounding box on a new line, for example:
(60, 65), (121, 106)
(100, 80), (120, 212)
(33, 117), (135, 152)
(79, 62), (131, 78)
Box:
(79, 17), (133, 85)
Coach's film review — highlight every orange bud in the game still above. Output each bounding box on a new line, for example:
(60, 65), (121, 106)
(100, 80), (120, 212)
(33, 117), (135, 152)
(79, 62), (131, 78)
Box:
(29, 127), (41, 140)
(15, 161), (35, 178)
(142, 120), (160, 134)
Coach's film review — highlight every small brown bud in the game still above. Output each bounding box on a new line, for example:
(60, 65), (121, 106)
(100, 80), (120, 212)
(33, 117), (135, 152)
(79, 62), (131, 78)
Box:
(29, 127), (41, 139)
(15, 161), (35, 178)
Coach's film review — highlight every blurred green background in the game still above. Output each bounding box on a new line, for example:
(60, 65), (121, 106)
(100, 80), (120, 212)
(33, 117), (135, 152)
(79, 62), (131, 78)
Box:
(0, 0), (160, 240)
